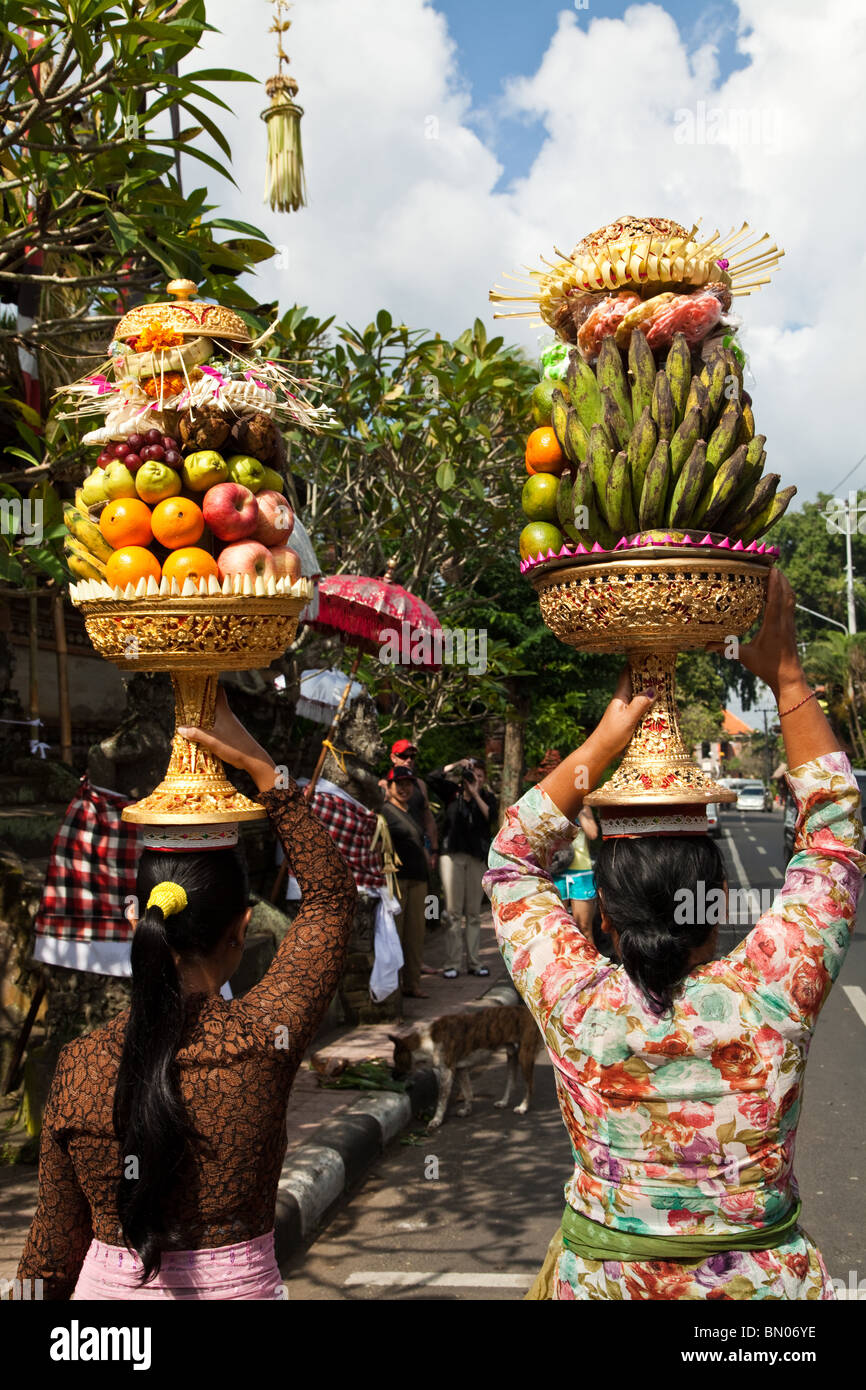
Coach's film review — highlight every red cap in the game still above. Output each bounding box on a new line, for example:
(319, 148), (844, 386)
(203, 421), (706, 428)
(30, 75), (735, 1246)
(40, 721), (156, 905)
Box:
(391, 739), (417, 756)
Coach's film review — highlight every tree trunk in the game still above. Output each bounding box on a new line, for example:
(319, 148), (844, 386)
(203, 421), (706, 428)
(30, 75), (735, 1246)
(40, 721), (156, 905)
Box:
(499, 682), (529, 827)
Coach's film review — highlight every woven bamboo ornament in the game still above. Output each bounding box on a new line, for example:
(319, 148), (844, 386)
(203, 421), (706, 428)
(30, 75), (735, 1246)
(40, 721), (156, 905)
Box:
(261, 0), (307, 213)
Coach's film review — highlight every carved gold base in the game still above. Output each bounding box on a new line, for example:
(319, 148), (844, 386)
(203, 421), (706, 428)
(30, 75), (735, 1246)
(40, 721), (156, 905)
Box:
(530, 555), (772, 808)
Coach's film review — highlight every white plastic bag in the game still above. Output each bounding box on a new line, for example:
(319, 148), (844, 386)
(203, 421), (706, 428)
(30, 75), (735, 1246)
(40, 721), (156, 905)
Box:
(369, 888), (404, 1002)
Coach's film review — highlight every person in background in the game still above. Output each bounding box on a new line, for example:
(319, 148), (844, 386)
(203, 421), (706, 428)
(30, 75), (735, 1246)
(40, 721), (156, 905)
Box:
(551, 804), (599, 933)
(429, 757), (498, 979)
(382, 767), (429, 999)
(380, 739), (439, 872)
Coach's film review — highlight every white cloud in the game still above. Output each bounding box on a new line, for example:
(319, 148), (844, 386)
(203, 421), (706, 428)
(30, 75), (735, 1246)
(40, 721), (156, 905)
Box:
(190, 0), (866, 501)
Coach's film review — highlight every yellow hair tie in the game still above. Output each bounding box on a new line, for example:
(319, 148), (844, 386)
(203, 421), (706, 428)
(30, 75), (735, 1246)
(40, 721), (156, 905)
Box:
(147, 881), (188, 918)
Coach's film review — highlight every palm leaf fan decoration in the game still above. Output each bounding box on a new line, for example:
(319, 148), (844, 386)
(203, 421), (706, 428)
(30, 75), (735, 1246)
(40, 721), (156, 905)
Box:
(261, 0), (307, 213)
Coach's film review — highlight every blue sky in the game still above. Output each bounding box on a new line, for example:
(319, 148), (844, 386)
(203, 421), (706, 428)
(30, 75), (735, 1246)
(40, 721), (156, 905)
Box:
(437, 0), (748, 188)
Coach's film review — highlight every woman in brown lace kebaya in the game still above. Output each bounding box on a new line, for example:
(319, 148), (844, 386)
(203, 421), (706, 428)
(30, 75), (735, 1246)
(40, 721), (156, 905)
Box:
(17, 691), (356, 1300)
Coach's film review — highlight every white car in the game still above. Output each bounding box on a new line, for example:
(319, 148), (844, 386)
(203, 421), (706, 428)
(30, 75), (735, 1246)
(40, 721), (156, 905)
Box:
(737, 781), (767, 812)
(705, 803), (720, 837)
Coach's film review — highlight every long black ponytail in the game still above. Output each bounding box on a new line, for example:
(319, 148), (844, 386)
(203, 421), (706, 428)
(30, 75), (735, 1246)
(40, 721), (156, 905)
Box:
(113, 846), (248, 1282)
(594, 834), (726, 1016)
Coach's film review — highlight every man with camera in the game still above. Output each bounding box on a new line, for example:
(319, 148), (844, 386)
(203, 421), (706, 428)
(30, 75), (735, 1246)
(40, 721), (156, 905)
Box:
(428, 758), (498, 979)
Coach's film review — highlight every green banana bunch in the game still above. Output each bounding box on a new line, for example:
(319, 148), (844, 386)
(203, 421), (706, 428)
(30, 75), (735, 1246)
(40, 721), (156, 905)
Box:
(63, 504), (113, 564)
(665, 334), (691, 429)
(627, 407), (657, 517)
(700, 444), (749, 530)
(567, 352), (604, 432)
(669, 406), (702, 480)
(596, 338), (633, 436)
(628, 330), (655, 422)
(573, 461), (616, 548)
(639, 438), (671, 530)
(668, 441), (709, 528)
(651, 370), (675, 440)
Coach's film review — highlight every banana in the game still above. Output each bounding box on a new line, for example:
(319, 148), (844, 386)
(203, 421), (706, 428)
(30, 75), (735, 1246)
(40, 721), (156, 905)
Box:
(614, 293), (676, 349)
(605, 450), (636, 536)
(731, 474), (781, 538)
(567, 352), (604, 433)
(627, 406), (657, 516)
(65, 535), (107, 577)
(628, 329), (656, 422)
(639, 437), (671, 530)
(66, 551), (107, 583)
(596, 338), (633, 435)
(570, 462), (594, 544)
(556, 472), (578, 541)
(706, 399), (743, 473)
(700, 444), (749, 531)
(700, 349), (728, 425)
(63, 504), (114, 564)
(738, 400), (756, 445)
(551, 388), (570, 455)
(668, 440), (708, 528)
(601, 387), (631, 453)
(722, 346), (745, 401)
(665, 333), (691, 429)
(714, 436), (767, 530)
(684, 375), (711, 435)
(565, 408), (589, 464)
(651, 370), (674, 440)
(74, 488), (89, 512)
(588, 424), (615, 522)
(740, 485), (796, 542)
(669, 406), (702, 480)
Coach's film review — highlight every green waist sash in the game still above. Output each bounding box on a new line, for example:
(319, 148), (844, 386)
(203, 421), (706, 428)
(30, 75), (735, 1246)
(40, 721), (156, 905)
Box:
(561, 1199), (802, 1264)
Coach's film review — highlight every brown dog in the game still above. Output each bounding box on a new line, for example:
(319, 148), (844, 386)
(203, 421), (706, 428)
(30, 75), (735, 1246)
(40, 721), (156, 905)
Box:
(390, 998), (543, 1131)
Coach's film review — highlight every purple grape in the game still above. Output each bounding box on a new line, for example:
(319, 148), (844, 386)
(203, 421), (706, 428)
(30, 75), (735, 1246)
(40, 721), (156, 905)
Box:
(124, 453), (143, 473)
(141, 444), (166, 463)
(164, 450), (181, 468)
(127, 433), (144, 451)
(97, 449), (113, 468)
(114, 442), (130, 458)
(162, 436), (178, 452)
(144, 428), (162, 445)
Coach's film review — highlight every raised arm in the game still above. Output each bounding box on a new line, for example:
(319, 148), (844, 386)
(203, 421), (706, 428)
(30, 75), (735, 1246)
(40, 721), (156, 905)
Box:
(720, 570), (864, 1020)
(178, 692), (356, 1059)
(484, 677), (654, 1043)
(17, 1050), (93, 1300)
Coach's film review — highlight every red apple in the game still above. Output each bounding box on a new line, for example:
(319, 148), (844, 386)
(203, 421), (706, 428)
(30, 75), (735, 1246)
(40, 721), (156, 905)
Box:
(269, 545), (301, 583)
(202, 481), (259, 541)
(217, 540), (275, 583)
(251, 489), (294, 546)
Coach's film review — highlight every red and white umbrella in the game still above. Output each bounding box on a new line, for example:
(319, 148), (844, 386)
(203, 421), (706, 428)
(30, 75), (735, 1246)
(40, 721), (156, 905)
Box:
(310, 568), (442, 666)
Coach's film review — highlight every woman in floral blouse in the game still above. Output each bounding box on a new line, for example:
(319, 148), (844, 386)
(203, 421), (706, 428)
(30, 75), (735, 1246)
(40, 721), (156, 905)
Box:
(485, 570), (864, 1300)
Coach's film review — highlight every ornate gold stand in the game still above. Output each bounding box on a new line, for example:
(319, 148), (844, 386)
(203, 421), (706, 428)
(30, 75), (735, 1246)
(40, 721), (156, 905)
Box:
(530, 552), (774, 806)
(74, 592), (311, 824)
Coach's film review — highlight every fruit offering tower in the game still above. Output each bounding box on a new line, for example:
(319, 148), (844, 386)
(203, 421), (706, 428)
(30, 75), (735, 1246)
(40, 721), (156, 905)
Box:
(58, 281), (328, 824)
(491, 215), (789, 811)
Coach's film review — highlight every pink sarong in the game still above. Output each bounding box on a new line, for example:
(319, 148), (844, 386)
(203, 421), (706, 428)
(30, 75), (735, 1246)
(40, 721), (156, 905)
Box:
(72, 1231), (284, 1300)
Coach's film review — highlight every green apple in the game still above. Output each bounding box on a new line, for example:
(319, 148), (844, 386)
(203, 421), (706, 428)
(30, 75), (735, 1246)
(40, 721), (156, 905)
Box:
(136, 460), (182, 505)
(103, 461), (137, 499)
(182, 450), (229, 492)
(81, 467), (108, 506)
(261, 466), (284, 492)
(226, 454), (267, 493)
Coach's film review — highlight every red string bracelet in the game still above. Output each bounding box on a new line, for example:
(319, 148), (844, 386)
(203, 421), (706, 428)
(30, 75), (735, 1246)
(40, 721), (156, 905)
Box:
(779, 690), (816, 718)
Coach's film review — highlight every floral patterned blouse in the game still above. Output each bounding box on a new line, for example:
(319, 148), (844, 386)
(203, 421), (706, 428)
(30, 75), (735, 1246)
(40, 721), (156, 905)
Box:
(17, 782), (356, 1300)
(484, 753), (864, 1301)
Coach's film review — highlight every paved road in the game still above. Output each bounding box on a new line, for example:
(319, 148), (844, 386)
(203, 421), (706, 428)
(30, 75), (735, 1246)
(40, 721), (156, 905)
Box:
(284, 808), (866, 1301)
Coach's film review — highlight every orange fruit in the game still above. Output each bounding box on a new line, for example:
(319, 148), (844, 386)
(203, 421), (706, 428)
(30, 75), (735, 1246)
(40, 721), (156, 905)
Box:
(151, 497), (204, 549)
(105, 546), (161, 589)
(525, 426), (564, 475)
(162, 547), (219, 588)
(99, 497), (153, 549)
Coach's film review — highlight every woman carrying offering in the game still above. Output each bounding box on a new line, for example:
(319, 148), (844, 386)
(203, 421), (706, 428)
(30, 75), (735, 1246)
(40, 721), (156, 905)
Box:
(17, 691), (356, 1300)
(484, 570), (864, 1300)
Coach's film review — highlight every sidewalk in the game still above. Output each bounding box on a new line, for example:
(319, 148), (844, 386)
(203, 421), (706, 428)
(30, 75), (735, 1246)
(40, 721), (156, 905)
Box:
(0, 910), (506, 1282)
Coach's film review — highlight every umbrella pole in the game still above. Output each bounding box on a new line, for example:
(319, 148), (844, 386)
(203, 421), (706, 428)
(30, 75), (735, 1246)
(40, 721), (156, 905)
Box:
(269, 653), (363, 904)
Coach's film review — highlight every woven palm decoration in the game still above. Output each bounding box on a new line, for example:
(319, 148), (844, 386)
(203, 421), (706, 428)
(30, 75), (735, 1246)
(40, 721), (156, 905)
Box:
(261, 0), (307, 213)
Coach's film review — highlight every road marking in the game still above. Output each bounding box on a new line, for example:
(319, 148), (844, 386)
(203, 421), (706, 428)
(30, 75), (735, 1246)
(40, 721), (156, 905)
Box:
(345, 1271), (531, 1289)
(756, 845), (766, 856)
(769, 867), (783, 881)
(842, 985), (866, 1029)
(722, 830), (749, 890)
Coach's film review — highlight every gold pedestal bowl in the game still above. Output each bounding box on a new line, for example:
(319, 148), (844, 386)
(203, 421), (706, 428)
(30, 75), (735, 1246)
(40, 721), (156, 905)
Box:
(72, 584), (312, 824)
(529, 547), (775, 806)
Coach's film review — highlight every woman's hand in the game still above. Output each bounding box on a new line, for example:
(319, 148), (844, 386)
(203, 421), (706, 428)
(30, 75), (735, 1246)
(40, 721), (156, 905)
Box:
(178, 688), (277, 793)
(590, 667), (658, 760)
(719, 568), (806, 702)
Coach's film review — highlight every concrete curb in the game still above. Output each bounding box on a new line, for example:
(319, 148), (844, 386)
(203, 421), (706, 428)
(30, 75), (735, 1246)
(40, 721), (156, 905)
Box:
(274, 1068), (438, 1266)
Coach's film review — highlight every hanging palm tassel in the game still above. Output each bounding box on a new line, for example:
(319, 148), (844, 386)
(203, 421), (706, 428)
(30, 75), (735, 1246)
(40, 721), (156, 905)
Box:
(261, 1), (307, 213)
